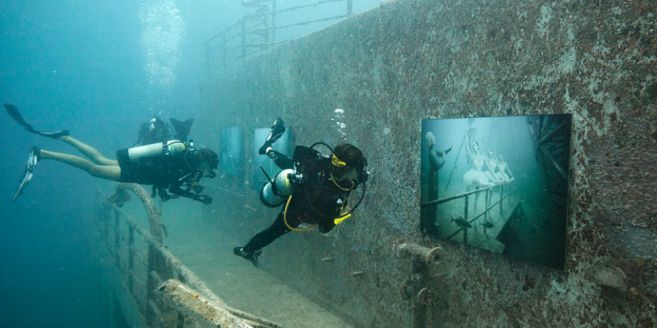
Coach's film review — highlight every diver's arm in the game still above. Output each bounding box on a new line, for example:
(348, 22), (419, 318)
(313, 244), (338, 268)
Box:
(169, 184), (212, 204)
(438, 146), (452, 157)
(504, 165), (515, 181)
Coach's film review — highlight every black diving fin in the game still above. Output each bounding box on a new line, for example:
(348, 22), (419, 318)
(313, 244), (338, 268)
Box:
(258, 117), (285, 155)
(267, 117), (285, 143)
(170, 118), (194, 141)
(4, 104), (69, 139)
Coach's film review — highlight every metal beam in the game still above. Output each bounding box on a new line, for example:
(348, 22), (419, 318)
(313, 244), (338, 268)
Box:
(158, 279), (282, 328)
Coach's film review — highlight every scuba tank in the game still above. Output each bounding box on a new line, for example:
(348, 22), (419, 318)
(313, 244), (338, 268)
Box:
(259, 168), (301, 207)
(127, 140), (186, 162)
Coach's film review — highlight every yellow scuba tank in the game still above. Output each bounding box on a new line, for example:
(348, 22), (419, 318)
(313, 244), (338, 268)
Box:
(127, 140), (186, 162)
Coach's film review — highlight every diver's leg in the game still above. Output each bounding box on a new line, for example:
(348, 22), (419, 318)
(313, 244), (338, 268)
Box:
(57, 135), (118, 166)
(242, 213), (290, 253)
(233, 213), (290, 266)
(41, 149), (121, 180)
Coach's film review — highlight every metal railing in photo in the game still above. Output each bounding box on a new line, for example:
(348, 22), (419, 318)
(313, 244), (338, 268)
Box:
(97, 183), (281, 328)
(205, 0), (354, 74)
(421, 183), (515, 245)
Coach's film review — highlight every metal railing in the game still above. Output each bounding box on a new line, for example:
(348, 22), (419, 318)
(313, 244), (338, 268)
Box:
(206, 0), (353, 75)
(421, 183), (515, 245)
(97, 184), (281, 328)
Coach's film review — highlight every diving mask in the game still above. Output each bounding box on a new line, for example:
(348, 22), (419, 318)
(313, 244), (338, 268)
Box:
(331, 154), (348, 168)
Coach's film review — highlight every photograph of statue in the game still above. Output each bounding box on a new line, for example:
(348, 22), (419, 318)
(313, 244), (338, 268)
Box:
(421, 114), (572, 269)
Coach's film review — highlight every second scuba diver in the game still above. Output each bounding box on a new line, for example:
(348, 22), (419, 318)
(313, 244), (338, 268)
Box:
(233, 118), (368, 266)
(5, 104), (217, 204)
(135, 116), (195, 146)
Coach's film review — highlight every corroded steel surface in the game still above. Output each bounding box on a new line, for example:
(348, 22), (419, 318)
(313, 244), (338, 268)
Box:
(201, 0), (657, 326)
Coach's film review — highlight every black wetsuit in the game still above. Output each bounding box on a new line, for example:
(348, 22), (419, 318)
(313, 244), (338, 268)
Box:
(243, 153), (353, 254)
(116, 141), (210, 203)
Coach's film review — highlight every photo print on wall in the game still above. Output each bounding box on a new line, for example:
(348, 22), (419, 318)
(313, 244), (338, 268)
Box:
(420, 114), (572, 270)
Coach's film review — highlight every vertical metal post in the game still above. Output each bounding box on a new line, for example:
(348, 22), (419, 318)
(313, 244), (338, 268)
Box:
(464, 195), (469, 220)
(410, 259), (428, 328)
(146, 246), (158, 326)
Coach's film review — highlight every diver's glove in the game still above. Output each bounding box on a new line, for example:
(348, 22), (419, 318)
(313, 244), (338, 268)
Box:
(196, 194), (212, 204)
(154, 186), (177, 202)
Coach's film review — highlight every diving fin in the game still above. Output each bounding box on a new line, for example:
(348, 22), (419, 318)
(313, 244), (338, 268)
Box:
(4, 104), (69, 139)
(12, 147), (41, 202)
(259, 117), (285, 154)
(170, 118), (194, 141)
(12, 171), (33, 202)
(267, 117), (285, 144)
(233, 247), (262, 267)
(5, 103), (34, 130)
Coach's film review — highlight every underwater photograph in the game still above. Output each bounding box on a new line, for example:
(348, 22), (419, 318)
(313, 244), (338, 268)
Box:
(421, 115), (572, 270)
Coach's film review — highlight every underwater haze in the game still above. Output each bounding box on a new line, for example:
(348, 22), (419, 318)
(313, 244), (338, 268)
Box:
(0, 1), (239, 327)
(0, 1), (383, 327)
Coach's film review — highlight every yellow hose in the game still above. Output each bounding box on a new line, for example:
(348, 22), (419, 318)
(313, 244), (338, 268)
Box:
(333, 213), (352, 225)
(283, 196), (316, 232)
(283, 195), (353, 232)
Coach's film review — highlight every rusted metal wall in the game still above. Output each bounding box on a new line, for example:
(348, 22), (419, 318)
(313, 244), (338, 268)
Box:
(201, 0), (657, 326)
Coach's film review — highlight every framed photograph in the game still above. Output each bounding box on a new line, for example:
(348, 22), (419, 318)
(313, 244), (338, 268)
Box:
(219, 127), (244, 178)
(420, 114), (572, 269)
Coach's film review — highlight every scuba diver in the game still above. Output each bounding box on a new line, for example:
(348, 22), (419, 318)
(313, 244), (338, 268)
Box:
(233, 118), (369, 266)
(5, 104), (217, 204)
(135, 116), (194, 145)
